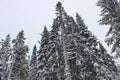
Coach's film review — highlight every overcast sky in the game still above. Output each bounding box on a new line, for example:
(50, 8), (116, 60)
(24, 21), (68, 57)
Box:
(0, 0), (110, 53)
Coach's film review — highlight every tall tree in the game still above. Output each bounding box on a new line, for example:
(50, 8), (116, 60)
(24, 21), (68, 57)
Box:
(75, 13), (98, 80)
(0, 34), (12, 80)
(94, 42), (117, 79)
(97, 0), (120, 57)
(75, 13), (117, 80)
(36, 2), (117, 80)
(54, 2), (117, 80)
(11, 30), (29, 80)
(45, 19), (62, 80)
(37, 26), (50, 80)
(29, 45), (37, 80)
(30, 45), (37, 67)
(56, 2), (73, 80)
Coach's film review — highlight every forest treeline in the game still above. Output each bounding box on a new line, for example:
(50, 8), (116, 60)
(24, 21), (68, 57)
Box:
(0, 0), (120, 80)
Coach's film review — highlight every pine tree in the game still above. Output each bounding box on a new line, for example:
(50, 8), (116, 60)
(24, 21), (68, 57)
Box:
(41, 25), (60, 80)
(0, 34), (12, 80)
(11, 30), (29, 80)
(94, 42), (117, 79)
(37, 26), (50, 80)
(97, 0), (120, 57)
(29, 45), (37, 80)
(74, 13), (97, 80)
(46, 18), (66, 80)
(63, 16), (81, 80)
(55, 2), (117, 80)
(30, 45), (37, 67)
(36, 2), (117, 80)
(55, 2), (73, 80)
(75, 13), (117, 80)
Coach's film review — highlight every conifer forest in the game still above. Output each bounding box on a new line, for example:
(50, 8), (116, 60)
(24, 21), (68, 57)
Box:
(1, 0), (120, 80)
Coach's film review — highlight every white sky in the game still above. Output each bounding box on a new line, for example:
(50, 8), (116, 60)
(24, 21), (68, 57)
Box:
(0, 0), (110, 53)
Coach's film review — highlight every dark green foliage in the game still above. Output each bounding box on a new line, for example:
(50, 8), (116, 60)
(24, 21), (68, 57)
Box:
(37, 26), (50, 79)
(37, 2), (117, 80)
(0, 34), (12, 80)
(12, 30), (29, 80)
(29, 45), (37, 80)
(0, 1), (118, 80)
(97, 0), (120, 57)
(30, 45), (37, 67)
(36, 2), (116, 80)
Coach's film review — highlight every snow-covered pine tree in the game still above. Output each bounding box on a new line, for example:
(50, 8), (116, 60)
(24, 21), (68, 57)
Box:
(63, 16), (80, 80)
(29, 45), (37, 80)
(55, 2), (74, 80)
(37, 26), (50, 80)
(70, 13), (97, 80)
(30, 45), (37, 67)
(0, 34), (12, 80)
(94, 42), (117, 80)
(11, 30), (29, 80)
(55, 2), (117, 80)
(37, 2), (117, 80)
(55, 3), (96, 79)
(97, 0), (120, 57)
(46, 17), (70, 80)
(75, 13), (117, 80)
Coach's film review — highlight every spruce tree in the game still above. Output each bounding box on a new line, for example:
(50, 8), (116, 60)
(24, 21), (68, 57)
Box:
(36, 2), (117, 80)
(37, 26), (50, 80)
(97, 0), (120, 57)
(30, 45), (37, 67)
(46, 18), (66, 80)
(94, 42), (117, 79)
(74, 13), (97, 80)
(11, 30), (29, 80)
(75, 13), (117, 80)
(29, 45), (37, 80)
(0, 34), (12, 80)
(53, 2), (117, 80)
(55, 2), (74, 80)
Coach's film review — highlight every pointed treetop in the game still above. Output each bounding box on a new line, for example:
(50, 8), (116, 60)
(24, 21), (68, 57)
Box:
(3, 34), (11, 43)
(76, 13), (82, 19)
(56, 2), (62, 8)
(1, 34), (10, 42)
(42, 26), (49, 36)
(18, 30), (24, 36)
(5, 34), (11, 41)
(76, 13), (85, 27)
(44, 26), (47, 32)
(56, 2), (66, 17)
(51, 19), (59, 31)
(4, 34), (11, 47)
(16, 30), (25, 40)
(56, 2), (62, 12)
(33, 44), (37, 52)
(12, 30), (25, 45)
(30, 44), (37, 66)
(12, 30), (29, 54)
(6, 34), (10, 39)
(98, 42), (106, 53)
(39, 26), (49, 46)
